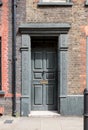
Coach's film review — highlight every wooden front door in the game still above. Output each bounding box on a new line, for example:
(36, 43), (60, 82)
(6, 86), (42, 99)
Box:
(31, 48), (57, 110)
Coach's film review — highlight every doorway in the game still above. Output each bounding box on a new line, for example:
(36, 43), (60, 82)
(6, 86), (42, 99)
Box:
(20, 23), (70, 116)
(31, 37), (58, 111)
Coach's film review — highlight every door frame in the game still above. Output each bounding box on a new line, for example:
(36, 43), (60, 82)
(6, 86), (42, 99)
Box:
(19, 23), (70, 116)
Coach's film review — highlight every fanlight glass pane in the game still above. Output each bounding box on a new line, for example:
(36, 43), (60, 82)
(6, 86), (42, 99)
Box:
(42, 0), (66, 2)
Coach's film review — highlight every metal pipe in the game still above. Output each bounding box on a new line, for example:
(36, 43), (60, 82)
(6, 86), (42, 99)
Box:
(84, 37), (88, 129)
(12, 0), (17, 117)
(84, 89), (88, 130)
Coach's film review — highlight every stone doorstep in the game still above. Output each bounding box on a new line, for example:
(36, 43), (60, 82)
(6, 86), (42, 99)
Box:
(29, 111), (60, 117)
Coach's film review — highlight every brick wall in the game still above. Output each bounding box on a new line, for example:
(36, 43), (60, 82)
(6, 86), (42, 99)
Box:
(0, 0), (9, 115)
(1, 0), (9, 93)
(0, 0), (26, 115)
(25, 0), (88, 94)
(0, 0), (88, 115)
(6, 0), (26, 115)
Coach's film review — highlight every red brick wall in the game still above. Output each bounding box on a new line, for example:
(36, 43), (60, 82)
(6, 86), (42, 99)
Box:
(1, 0), (9, 93)
(0, 0), (9, 114)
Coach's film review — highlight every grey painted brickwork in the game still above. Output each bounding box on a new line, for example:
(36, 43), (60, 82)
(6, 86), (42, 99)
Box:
(60, 95), (83, 115)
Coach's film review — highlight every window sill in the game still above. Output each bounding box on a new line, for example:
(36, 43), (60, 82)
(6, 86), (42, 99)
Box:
(38, 2), (73, 6)
(0, 91), (5, 96)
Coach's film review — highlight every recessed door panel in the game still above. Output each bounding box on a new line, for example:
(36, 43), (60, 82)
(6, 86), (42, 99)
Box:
(46, 85), (54, 105)
(34, 52), (43, 69)
(34, 72), (42, 79)
(46, 72), (55, 80)
(34, 85), (43, 105)
(46, 52), (56, 69)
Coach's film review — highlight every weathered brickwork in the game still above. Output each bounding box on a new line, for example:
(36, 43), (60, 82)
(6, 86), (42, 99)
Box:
(0, 0), (9, 114)
(25, 0), (88, 94)
(0, 0), (9, 93)
(16, 0), (26, 95)
(0, 0), (88, 115)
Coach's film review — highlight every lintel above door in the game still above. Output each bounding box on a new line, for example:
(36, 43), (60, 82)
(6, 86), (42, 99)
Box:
(19, 23), (71, 35)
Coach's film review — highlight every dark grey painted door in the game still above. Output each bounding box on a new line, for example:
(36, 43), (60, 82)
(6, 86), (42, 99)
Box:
(31, 48), (57, 110)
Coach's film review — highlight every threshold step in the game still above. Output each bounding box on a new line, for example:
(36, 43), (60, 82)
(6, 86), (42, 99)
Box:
(29, 111), (60, 117)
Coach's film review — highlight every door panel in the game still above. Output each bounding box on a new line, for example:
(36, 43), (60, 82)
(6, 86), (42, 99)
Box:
(31, 48), (57, 110)
(46, 85), (54, 105)
(34, 72), (42, 79)
(46, 72), (55, 80)
(34, 85), (43, 105)
(46, 52), (55, 69)
(34, 52), (43, 69)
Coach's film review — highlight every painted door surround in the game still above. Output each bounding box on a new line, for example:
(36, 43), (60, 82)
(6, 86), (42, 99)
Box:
(19, 23), (70, 116)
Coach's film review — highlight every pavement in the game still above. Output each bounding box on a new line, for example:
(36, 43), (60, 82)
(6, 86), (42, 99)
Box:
(0, 115), (83, 130)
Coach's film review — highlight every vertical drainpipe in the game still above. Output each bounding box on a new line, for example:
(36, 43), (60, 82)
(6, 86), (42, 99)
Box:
(12, 0), (17, 117)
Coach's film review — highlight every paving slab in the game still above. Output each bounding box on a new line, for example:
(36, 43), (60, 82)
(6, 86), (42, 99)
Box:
(0, 116), (83, 130)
